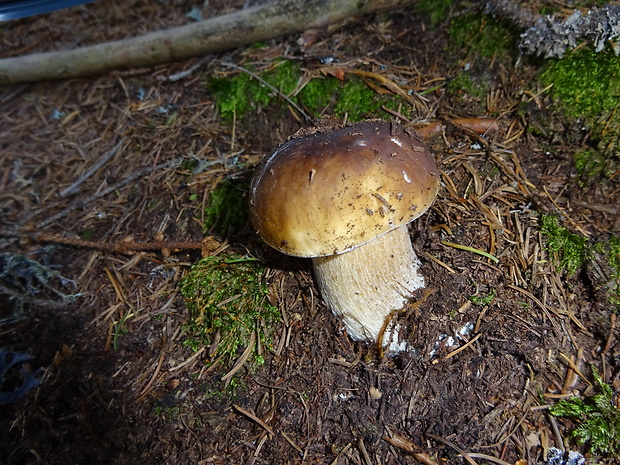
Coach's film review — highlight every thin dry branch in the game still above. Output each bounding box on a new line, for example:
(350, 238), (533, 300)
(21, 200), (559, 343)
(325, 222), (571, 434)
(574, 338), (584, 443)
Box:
(0, 0), (416, 84)
(0, 230), (221, 256)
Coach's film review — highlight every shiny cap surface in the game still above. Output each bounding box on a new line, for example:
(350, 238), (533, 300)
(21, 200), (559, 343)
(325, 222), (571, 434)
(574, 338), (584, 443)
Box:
(249, 120), (440, 257)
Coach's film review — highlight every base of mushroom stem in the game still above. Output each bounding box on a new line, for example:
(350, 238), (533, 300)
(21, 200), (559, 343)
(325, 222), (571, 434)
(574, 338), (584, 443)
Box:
(381, 322), (412, 354)
(312, 226), (425, 351)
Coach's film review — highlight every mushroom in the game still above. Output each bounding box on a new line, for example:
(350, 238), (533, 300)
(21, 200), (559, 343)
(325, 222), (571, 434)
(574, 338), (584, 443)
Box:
(249, 120), (439, 350)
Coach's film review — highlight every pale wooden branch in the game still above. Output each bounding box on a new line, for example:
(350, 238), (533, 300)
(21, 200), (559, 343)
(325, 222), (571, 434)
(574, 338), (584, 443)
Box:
(0, 0), (416, 85)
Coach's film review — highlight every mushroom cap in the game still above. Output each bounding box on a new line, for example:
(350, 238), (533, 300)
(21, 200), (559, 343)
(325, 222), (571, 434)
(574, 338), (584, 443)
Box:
(249, 120), (440, 257)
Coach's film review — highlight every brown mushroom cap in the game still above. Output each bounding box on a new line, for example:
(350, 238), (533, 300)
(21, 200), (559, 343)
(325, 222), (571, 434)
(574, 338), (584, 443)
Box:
(249, 120), (440, 257)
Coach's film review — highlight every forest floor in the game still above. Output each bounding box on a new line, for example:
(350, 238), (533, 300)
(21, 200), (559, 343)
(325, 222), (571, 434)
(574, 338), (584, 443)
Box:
(1, 1), (619, 464)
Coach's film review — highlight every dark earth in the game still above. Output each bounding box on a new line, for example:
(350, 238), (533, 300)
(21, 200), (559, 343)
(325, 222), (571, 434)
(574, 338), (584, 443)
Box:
(1, 1), (619, 464)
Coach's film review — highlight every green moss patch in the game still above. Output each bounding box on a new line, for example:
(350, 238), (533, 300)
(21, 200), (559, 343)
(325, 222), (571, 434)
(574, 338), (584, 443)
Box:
(447, 71), (489, 100)
(417, 0), (454, 26)
(444, 13), (516, 112)
(448, 13), (517, 61)
(541, 215), (620, 307)
(608, 237), (620, 279)
(538, 47), (620, 185)
(297, 76), (341, 113)
(572, 148), (618, 183)
(333, 78), (400, 122)
(469, 289), (496, 306)
(550, 366), (620, 456)
(180, 255), (280, 372)
(541, 214), (589, 275)
(208, 60), (409, 122)
(208, 61), (300, 120)
(446, 70), (491, 113)
(204, 179), (249, 237)
(540, 47), (620, 121)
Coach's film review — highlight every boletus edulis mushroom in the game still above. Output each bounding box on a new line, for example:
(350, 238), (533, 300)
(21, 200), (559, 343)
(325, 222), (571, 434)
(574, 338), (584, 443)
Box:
(249, 120), (440, 351)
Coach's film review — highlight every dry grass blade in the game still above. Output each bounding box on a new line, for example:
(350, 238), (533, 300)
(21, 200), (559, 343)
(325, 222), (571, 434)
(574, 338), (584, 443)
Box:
(281, 431), (303, 454)
(465, 453), (512, 465)
(137, 352), (166, 401)
(507, 284), (559, 322)
(168, 347), (206, 372)
(383, 434), (437, 465)
(558, 352), (594, 388)
(233, 403), (275, 436)
(349, 69), (415, 105)
(425, 433), (478, 465)
(442, 333), (482, 360)
(602, 313), (616, 356)
(358, 438), (372, 465)
(441, 240), (499, 263)
(221, 331), (256, 382)
(425, 252), (457, 273)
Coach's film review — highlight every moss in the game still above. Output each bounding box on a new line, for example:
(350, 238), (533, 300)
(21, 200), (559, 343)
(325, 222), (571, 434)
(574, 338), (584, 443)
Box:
(208, 61), (301, 120)
(540, 214), (588, 275)
(203, 179), (249, 237)
(448, 13), (517, 60)
(550, 366), (620, 456)
(572, 148), (617, 183)
(79, 229), (94, 241)
(540, 46), (620, 121)
(539, 47), (620, 180)
(181, 159), (198, 171)
(180, 255), (280, 372)
(417, 0), (454, 26)
(447, 71), (489, 101)
(469, 289), (496, 306)
(541, 216), (620, 306)
(208, 59), (409, 122)
(297, 76), (341, 113)
(333, 77), (399, 122)
(610, 238), (620, 306)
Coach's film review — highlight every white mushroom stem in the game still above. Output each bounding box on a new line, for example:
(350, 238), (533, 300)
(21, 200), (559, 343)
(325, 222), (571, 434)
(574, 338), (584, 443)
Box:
(312, 226), (425, 349)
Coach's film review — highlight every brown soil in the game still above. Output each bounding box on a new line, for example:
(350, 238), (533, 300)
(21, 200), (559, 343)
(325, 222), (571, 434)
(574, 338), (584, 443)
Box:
(1, 1), (619, 464)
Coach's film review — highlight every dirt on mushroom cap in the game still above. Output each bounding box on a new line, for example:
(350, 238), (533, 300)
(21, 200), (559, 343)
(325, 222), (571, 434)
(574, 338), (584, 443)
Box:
(249, 120), (440, 257)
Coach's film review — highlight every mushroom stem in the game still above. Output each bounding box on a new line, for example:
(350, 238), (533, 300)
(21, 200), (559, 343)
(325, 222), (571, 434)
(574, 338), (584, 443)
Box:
(312, 226), (424, 347)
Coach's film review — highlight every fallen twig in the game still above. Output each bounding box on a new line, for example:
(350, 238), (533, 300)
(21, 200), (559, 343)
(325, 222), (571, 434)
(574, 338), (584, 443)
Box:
(411, 117), (499, 139)
(0, 230), (220, 256)
(0, 0), (416, 84)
